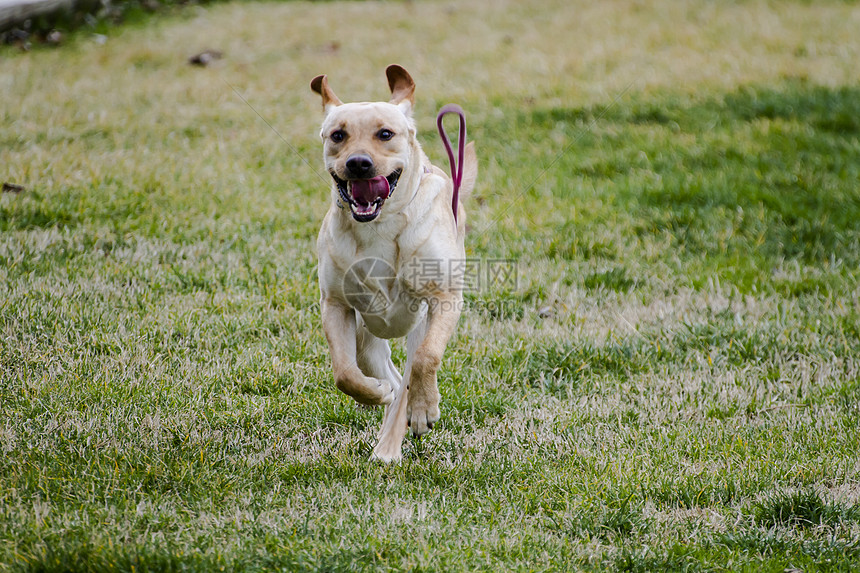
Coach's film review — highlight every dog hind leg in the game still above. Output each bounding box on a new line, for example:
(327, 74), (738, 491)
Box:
(371, 313), (428, 462)
(356, 317), (402, 395)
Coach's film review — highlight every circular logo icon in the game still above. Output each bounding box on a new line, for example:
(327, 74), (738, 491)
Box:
(343, 257), (397, 316)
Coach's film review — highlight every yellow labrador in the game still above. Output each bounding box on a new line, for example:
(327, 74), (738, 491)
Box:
(310, 65), (476, 462)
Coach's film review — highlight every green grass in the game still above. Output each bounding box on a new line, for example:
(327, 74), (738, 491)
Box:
(3, 0), (860, 570)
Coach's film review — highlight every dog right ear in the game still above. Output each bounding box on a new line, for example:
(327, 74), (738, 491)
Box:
(310, 74), (343, 113)
(386, 64), (415, 116)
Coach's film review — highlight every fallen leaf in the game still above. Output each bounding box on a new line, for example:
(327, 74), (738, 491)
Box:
(2, 182), (25, 194)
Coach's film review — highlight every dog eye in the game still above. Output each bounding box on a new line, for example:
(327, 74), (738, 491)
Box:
(330, 130), (346, 143)
(377, 129), (395, 141)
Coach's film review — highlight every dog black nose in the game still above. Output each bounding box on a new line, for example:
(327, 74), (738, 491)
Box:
(346, 154), (374, 177)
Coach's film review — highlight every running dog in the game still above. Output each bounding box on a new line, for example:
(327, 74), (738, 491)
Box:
(311, 64), (476, 462)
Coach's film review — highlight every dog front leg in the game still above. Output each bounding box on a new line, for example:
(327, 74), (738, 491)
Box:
(321, 299), (397, 406)
(406, 293), (461, 436)
(371, 293), (461, 462)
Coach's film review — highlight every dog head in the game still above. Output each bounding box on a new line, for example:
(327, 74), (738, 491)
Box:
(311, 65), (418, 223)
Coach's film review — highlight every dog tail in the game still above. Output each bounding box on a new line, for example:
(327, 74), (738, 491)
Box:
(459, 141), (478, 200)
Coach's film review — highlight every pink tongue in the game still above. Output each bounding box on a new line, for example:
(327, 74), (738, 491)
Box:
(350, 176), (390, 205)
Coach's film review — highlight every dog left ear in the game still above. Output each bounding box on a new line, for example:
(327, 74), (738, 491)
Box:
(310, 74), (343, 114)
(386, 64), (415, 115)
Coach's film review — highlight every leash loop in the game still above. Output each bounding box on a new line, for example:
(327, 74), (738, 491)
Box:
(436, 104), (466, 223)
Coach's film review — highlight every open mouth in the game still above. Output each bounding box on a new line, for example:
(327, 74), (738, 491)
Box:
(332, 170), (402, 222)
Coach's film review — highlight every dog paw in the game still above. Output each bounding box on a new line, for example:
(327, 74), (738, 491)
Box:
(406, 391), (440, 436)
(376, 376), (399, 405)
(354, 377), (397, 407)
(338, 372), (398, 406)
(370, 443), (402, 464)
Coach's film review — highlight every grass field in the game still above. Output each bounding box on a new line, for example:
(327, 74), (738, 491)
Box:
(2, 0), (860, 570)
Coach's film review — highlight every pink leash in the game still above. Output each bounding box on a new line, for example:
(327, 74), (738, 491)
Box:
(436, 104), (467, 223)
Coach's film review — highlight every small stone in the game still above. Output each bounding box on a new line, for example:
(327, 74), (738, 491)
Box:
(189, 49), (223, 67)
(46, 30), (63, 46)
